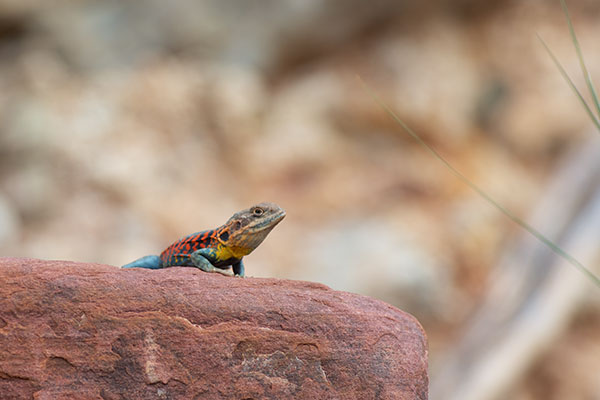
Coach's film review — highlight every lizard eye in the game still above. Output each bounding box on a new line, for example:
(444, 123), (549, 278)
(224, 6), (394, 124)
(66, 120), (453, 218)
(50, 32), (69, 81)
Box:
(253, 207), (264, 216)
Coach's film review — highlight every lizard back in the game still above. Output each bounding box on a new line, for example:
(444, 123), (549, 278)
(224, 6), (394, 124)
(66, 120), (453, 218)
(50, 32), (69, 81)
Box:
(159, 229), (217, 266)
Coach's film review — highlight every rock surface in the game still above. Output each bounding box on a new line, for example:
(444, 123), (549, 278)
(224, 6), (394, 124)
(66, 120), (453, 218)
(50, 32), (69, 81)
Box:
(0, 257), (428, 399)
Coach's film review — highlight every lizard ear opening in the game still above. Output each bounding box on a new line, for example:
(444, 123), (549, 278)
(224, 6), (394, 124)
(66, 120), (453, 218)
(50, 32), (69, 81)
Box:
(219, 230), (230, 241)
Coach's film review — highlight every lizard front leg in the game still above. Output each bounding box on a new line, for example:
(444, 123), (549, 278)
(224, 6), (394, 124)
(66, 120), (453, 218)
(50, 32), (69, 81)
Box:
(232, 259), (245, 278)
(190, 249), (233, 276)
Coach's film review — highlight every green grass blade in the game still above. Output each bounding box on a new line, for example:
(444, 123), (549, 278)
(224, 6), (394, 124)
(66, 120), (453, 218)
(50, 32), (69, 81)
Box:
(537, 34), (600, 132)
(560, 0), (600, 120)
(358, 76), (600, 289)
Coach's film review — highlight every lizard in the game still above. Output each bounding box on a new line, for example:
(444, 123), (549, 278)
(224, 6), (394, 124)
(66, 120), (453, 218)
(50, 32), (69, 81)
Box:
(121, 202), (285, 277)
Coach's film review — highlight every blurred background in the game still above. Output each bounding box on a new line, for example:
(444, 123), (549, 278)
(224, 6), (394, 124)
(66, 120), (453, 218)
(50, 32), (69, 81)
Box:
(1, 0), (600, 399)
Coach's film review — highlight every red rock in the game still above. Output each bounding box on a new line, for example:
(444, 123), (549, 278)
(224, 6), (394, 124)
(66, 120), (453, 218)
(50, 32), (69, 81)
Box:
(0, 257), (428, 399)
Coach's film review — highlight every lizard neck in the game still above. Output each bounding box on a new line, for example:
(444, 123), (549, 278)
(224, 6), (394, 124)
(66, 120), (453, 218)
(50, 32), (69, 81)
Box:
(215, 242), (251, 260)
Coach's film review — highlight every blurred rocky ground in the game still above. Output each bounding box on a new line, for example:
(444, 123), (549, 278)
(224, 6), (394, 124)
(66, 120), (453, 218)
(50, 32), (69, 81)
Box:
(0, 0), (599, 398)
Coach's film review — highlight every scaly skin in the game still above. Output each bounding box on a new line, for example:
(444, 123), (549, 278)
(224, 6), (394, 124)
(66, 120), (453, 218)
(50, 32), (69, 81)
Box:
(121, 202), (285, 277)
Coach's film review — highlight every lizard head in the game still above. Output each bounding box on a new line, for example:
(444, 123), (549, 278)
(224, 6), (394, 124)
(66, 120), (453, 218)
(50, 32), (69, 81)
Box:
(217, 202), (286, 256)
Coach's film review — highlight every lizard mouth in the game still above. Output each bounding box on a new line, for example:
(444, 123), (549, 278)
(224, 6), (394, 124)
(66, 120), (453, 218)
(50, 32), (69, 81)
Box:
(251, 208), (286, 231)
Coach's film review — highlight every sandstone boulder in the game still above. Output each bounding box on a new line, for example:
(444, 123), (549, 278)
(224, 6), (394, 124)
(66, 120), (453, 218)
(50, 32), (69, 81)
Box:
(0, 258), (428, 399)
